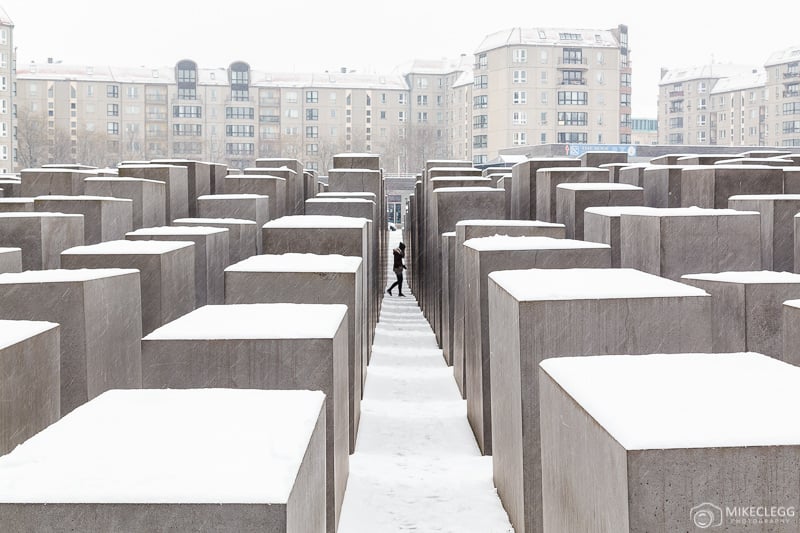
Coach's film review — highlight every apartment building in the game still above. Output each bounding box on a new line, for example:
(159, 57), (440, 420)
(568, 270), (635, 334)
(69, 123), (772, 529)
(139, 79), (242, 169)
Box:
(471, 25), (631, 165)
(0, 7), (12, 173)
(766, 46), (800, 147)
(709, 70), (767, 146)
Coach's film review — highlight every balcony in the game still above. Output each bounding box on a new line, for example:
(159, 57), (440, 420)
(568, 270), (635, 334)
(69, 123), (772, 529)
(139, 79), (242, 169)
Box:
(145, 94), (167, 103)
(784, 72), (800, 79)
(668, 91), (684, 98)
(560, 79), (586, 85)
(783, 91), (800, 98)
(557, 58), (588, 66)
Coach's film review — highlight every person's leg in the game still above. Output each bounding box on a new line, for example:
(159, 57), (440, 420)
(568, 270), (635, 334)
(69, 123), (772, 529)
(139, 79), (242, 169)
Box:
(397, 271), (405, 296)
(388, 270), (401, 295)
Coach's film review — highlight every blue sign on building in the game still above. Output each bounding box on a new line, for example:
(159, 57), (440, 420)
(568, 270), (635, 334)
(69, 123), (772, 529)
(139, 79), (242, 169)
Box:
(566, 144), (637, 157)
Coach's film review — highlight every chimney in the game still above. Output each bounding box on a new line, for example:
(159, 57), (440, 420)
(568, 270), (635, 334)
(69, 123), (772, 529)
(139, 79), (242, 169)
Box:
(340, 67), (347, 74)
(47, 57), (53, 64)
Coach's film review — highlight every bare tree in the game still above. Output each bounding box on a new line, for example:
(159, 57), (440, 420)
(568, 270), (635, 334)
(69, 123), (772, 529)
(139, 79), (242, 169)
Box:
(76, 127), (110, 167)
(15, 108), (49, 169)
(48, 127), (74, 166)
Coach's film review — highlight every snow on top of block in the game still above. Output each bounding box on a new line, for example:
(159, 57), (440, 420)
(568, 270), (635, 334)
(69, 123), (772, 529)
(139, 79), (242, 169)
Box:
(318, 192), (377, 199)
(264, 215), (368, 228)
(556, 183), (642, 191)
(0, 247), (19, 253)
(540, 353), (800, 449)
(0, 389), (324, 503)
(143, 303), (347, 340)
(306, 198), (372, 204)
(786, 299), (800, 310)
(226, 253), (362, 273)
(33, 195), (131, 203)
(443, 231), (456, 237)
(84, 177), (164, 184)
(173, 217), (256, 225)
(731, 194), (800, 201)
(683, 271), (800, 284)
(227, 174), (286, 181)
(622, 207), (758, 217)
(197, 194), (267, 200)
(432, 187), (498, 193)
(127, 226), (226, 236)
(0, 268), (139, 284)
(63, 240), (193, 255)
(456, 219), (563, 228)
(489, 268), (707, 301)
(0, 319), (58, 349)
(585, 206), (658, 217)
(465, 235), (609, 252)
(0, 212), (82, 219)
(0, 198), (33, 203)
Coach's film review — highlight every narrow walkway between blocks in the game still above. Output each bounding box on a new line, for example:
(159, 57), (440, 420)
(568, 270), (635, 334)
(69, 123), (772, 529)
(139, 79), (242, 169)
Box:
(338, 236), (513, 532)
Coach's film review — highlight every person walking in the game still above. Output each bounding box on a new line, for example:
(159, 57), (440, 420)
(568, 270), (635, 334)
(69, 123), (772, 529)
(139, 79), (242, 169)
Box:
(387, 242), (406, 296)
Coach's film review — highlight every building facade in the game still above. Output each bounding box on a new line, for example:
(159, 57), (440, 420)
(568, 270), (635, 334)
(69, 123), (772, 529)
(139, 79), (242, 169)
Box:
(766, 46), (800, 147)
(0, 7), (12, 173)
(471, 25), (631, 165)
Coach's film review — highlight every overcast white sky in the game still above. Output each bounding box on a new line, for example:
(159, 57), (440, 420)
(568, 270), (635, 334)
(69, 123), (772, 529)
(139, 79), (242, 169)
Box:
(2, 0), (798, 118)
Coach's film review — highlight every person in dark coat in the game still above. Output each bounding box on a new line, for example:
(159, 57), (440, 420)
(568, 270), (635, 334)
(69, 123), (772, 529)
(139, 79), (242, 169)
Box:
(387, 242), (406, 296)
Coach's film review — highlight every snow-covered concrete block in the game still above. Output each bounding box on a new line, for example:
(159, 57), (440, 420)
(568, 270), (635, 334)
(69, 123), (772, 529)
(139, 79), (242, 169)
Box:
(208, 162), (228, 195)
(173, 217), (258, 262)
(0, 247), (21, 273)
(584, 206), (657, 267)
(555, 182), (644, 240)
(497, 176), (512, 219)
(245, 167), (298, 218)
(452, 220), (565, 395)
(510, 158), (580, 220)
(683, 271), (800, 359)
(535, 167), (610, 223)
(151, 159), (212, 218)
(60, 240), (194, 336)
(464, 236), (610, 455)
(0, 269), (142, 416)
(225, 254), (364, 454)
(641, 165), (685, 208)
(332, 153), (380, 171)
(33, 195), (133, 245)
(141, 304), (348, 533)
(727, 194), (800, 271)
(83, 177), (166, 230)
(198, 193), (269, 232)
(19, 168), (95, 197)
(441, 232), (456, 366)
(617, 163), (650, 188)
(0, 389), (326, 533)
(0, 198), (33, 212)
(255, 158), (305, 214)
(579, 150), (627, 167)
(0, 212), (84, 270)
(488, 268), (711, 533)
(681, 164), (784, 209)
(224, 174), (286, 220)
(540, 353), (800, 532)
(117, 164), (189, 223)
(126, 226), (229, 306)
(0, 319), (60, 455)
(620, 207), (762, 280)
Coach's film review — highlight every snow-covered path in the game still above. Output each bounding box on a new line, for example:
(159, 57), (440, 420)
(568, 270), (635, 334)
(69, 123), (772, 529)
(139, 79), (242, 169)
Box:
(338, 234), (513, 532)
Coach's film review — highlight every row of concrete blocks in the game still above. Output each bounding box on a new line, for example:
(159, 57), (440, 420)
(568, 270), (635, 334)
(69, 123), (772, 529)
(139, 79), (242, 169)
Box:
(0, 153), (388, 532)
(475, 265), (800, 533)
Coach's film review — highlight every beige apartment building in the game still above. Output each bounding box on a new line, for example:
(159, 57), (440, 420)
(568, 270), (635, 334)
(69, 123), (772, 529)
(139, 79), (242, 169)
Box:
(0, 7), (12, 173)
(471, 25), (632, 164)
(766, 46), (800, 147)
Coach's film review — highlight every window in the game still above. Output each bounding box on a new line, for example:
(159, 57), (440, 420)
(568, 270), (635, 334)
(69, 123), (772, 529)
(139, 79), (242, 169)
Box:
(225, 125), (254, 137)
(306, 144), (319, 154)
(416, 77), (428, 89)
(305, 109), (319, 121)
(557, 132), (587, 143)
(473, 115), (488, 129)
(174, 124), (202, 136)
(512, 111), (527, 125)
(620, 93), (631, 107)
(177, 67), (196, 84)
(669, 117), (684, 129)
(474, 75), (488, 89)
(540, 132), (547, 144)
(784, 102), (800, 115)
(540, 50), (548, 64)
(284, 109), (299, 119)
(697, 114), (707, 126)
(473, 134), (487, 148)
(558, 112), (587, 126)
(226, 143), (254, 155)
(562, 48), (583, 64)
(562, 70), (584, 85)
(541, 92), (548, 104)
(698, 81), (707, 93)
(305, 91), (318, 103)
(285, 92), (298, 103)
(621, 73), (631, 88)
(226, 107), (254, 120)
(513, 70), (527, 84)
(398, 94), (407, 105)
(417, 111), (428, 123)
(107, 85), (119, 98)
(380, 93), (387, 104)
(231, 89), (249, 101)
(512, 132), (527, 145)
(380, 110), (386, 119)
(173, 105), (202, 118)
(559, 32), (582, 40)
(305, 126), (319, 138)
(698, 98), (707, 110)
(558, 91), (588, 105)
(476, 53), (487, 69)
(473, 95), (488, 109)
(177, 87), (196, 100)
(783, 121), (800, 134)
(540, 112), (548, 125)
(107, 122), (119, 135)
(512, 91), (527, 104)
(126, 86), (139, 98)
(513, 49), (527, 63)
(668, 133), (684, 143)
(107, 104), (119, 117)
(398, 111), (406, 122)
(173, 142), (202, 154)
(417, 95), (428, 106)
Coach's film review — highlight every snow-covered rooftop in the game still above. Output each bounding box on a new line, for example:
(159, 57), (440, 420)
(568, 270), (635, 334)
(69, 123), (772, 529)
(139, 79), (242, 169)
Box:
(540, 352), (800, 449)
(660, 63), (760, 84)
(476, 27), (620, 54)
(143, 303), (347, 340)
(765, 46), (800, 67)
(0, 389), (324, 503)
